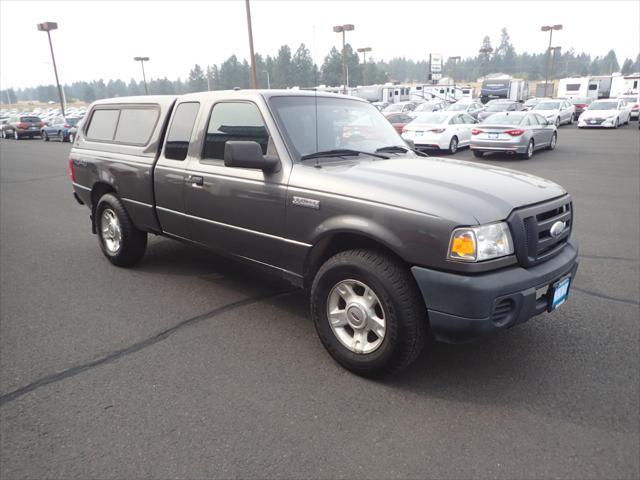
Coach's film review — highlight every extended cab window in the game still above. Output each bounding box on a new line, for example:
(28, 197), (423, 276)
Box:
(164, 102), (200, 161)
(86, 109), (120, 141)
(114, 108), (159, 145)
(203, 102), (270, 160)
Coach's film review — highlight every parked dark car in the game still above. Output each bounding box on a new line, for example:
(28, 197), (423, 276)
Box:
(41, 116), (82, 142)
(569, 97), (593, 120)
(383, 112), (415, 133)
(70, 91), (578, 376)
(2, 115), (45, 139)
(476, 100), (524, 122)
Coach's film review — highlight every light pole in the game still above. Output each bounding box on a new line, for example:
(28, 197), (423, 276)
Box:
(37, 22), (65, 117)
(133, 57), (150, 94)
(333, 24), (354, 94)
(263, 70), (270, 89)
(548, 46), (561, 96)
(541, 24), (563, 97)
(357, 47), (372, 86)
(245, 0), (259, 88)
(449, 56), (461, 98)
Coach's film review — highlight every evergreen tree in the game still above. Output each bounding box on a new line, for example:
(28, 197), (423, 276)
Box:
(291, 43), (315, 87)
(321, 47), (342, 86)
(187, 64), (207, 93)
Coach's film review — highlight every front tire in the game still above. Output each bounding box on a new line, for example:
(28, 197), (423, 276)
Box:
(310, 249), (427, 377)
(613, 118), (619, 129)
(473, 150), (484, 158)
(13, 131), (20, 140)
(546, 133), (557, 150)
(95, 193), (147, 267)
(69, 132), (75, 143)
(448, 136), (458, 154)
(43, 132), (50, 141)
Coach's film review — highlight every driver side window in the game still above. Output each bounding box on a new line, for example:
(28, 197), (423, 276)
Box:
(203, 102), (273, 161)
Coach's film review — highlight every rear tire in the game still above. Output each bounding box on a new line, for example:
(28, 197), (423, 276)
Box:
(43, 132), (49, 141)
(95, 193), (147, 267)
(310, 249), (427, 377)
(448, 136), (458, 154)
(521, 139), (534, 159)
(472, 150), (484, 158)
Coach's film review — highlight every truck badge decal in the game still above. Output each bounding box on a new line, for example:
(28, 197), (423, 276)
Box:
(292, 196), (320, 210)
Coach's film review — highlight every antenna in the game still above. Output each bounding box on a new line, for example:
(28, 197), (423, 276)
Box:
(314, 88), (320, 168)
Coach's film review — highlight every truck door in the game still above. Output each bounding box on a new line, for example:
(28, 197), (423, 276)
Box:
(154, 101), (201, 239)
(183, 100), (288, 269)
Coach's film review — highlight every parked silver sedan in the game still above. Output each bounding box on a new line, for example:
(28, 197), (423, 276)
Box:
(470, 112), (557, 159)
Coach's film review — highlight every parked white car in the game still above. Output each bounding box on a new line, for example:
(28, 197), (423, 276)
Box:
(531, 99), (575, 127)
(618, 94), (640, 120)
(578, 99), (632, 128)
(401, 111), (477, 153)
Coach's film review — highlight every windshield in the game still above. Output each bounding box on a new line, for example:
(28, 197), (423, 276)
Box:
(534, 101), (560, 110)
(589, 101), (618, 110)
(480, 113), (524, 125)
(66, 117), (81, 126)
(447, 103), (468, 111)
(620, 96), (638, 102)
(383, 104), (404, 112)
(269, 96), (402, 159)
(410, 113), (448, 124)
(524, 99), (538, 106)
(20, 116), (41, 123)
(486, 103), (512, 112)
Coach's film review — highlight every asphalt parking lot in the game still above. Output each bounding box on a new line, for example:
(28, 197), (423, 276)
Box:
(1, 123), (639, 479)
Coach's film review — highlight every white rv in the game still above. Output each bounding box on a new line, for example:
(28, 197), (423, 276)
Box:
(610, 73), (640, 97)
(354, 84), (411, 104)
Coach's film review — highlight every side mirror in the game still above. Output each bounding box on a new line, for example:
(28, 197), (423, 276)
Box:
(224, 141), (279, 172)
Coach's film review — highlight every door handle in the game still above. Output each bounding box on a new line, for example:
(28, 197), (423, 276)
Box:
(187, 175), (203, 186)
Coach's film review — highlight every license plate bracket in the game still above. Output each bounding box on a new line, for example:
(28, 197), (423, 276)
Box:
(488, 132), (499, 139)
(548, 275), (571, 311)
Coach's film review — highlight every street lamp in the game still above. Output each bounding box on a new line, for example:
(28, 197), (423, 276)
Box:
(37, 22), (65, 117)
(263, 70), (270, 89)
(541, 24), (563, 97)
(333, 24), (355, 94)
(449, 56), (461, 97)
(133, 57), (150, 94)
(245, 0), (259, 88)
(357, 47), (372, 85)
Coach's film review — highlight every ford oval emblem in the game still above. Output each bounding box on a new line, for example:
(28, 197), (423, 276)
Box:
(550, 221), (565, 238)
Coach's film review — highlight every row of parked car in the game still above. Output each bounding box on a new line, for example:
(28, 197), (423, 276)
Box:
(376, 93), (638, 159)
(0, 114), (83, 142)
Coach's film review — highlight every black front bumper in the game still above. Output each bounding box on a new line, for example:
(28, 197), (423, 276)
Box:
(411, 237), (579, 342)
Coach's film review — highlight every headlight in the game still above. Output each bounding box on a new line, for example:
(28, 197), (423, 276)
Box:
(448, 222), (514, 262)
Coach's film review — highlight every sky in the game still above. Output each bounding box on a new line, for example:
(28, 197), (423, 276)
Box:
(1, 0), (639, 89)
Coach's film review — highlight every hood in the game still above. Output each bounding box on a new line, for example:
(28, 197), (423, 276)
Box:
(580, 109), (618, 118)
(290, 156), (566, 225)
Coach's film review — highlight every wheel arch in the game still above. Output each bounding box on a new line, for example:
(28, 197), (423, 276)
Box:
(302, 228), (407, 289)
(90, 182), (118, 233)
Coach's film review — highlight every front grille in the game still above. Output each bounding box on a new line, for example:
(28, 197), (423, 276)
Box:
(507, 195), (572, 267)
(585, 118), (604, 125)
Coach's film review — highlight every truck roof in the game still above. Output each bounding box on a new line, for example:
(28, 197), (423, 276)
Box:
(88, 90), (368, 107)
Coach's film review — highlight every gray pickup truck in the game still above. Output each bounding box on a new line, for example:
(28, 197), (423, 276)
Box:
(70, 90), (579, 376)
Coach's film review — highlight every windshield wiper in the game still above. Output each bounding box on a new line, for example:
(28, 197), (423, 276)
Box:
(300, 149), (389, 161)
(375, 145), (429, 157)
